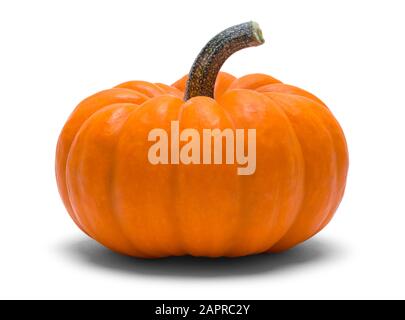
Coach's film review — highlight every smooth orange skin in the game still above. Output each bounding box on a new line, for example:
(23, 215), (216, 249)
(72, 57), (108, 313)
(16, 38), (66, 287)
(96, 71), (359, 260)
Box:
(56, 72), (348, 258)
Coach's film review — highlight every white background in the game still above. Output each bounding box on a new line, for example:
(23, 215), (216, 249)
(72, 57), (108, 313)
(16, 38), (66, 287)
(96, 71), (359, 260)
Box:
(1, 0), (404, 299)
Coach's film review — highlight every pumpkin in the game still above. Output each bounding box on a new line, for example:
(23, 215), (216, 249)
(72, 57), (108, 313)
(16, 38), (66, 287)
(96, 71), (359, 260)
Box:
(56, 21), (348, 258)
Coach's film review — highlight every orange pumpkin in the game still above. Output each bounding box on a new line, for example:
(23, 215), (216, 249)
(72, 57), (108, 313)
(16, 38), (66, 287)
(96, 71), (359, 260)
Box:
(56, 22), (348, 258)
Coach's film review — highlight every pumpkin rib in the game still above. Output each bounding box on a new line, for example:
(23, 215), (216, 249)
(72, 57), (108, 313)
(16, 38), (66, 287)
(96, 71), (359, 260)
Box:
(214, 90), (253, 256)
(170, 99), (188, 256)
(265, 93), (340, 251)
(217, 89), (305, 256)
(259, 93), (307, 254)
(255, 92), (306, 254)
(227, 73), (282, 91)
(65, 103), (138, 243)
(111, 104), (159, 258)
(115, 80), (165, 98)
(56, 88), (150, 233)
(173, 97), (201, 256)
(269, 93), (332, 252)
(215, 106), (241, 257)
(63, 105), (118, 236)
(177, 97), (244, 257)
(211, 98), (239, 253)
(256, 83), (326, 106)
(111, 103), (160, 258)
(154, 83), (183, 98)
(258, 95), (307, 253)
(272, 93), (348, 236)
(311, 109), (349, 234)
(113, 95), (186, 258)
(105, 104), (156, 257)
(302, 102), (341, 235)
(181, 96), (241, 256)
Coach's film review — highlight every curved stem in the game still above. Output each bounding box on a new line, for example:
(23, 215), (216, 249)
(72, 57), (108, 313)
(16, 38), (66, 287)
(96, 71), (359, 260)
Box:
(184, 21), (265, 101)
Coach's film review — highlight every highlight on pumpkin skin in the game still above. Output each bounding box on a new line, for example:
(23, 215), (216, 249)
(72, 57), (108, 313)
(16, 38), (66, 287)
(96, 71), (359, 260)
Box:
(56, 21), (348, 258)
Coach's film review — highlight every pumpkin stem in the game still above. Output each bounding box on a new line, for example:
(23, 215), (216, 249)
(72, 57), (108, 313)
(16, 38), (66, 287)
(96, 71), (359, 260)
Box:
(184, 21), (265, 101)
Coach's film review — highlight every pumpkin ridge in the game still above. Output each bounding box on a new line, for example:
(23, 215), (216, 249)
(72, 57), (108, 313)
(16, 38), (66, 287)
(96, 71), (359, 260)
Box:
(64, 100), (144, 230)
(216, 90), (306, 255)
(207, 99), (241, 256)
(168, 98), (188, 256)
(113, 95), (185, 257)
(303, 103), (340, 234)
(265, 93), (339, 251)
(312, 110), (349, 234)
(110, 105), (156, 258)
(270, 93), (348, 235)
(115, 80), (165, 98)
(65, 104), (113, 238)
(112, 99), (168, 258)
(263, 94), (308, 251)
(258, 93), (307, 252)
(227, 73), (282, 92)
(216, 92), (261, 256)
(65, 115), (99, 235)
(174, 98), (197, 255)
(154, 83), (183, 98)
(175, 96), (241, 256)
(67, 103), (144, 252)
(57, 87), (150, 231)
(256, 83), (325, 106)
